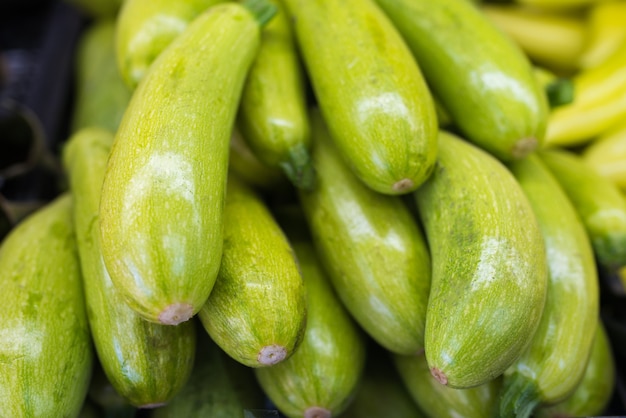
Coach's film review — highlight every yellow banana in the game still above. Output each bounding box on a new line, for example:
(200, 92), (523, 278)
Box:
(482, 5), (586, 73)
(582, 122), (626, 191)
(579, 0), (626, 69)
(544, 41), (626, 147)
(514, 0), (609, 12)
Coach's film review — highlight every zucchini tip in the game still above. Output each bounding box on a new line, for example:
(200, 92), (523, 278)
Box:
(158, 303), (194, 325)
(304, 406), (332, 418)
(257, 344), (288, 365)
(430, 366), (448, 385)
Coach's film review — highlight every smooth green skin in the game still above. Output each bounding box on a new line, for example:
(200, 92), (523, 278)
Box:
(255, 240), (366, 418)
(393, 353), (501, 418)
(415, 131), (547, 389)
(540, 149), (626, 269)
(115, 0), (229, 88)
(198, 175), (306, 368)
(339, 353), (426, 418)
(72, 19), (132, 134)
(282, 0), (438, 195)
(100, 3), (261, 324)
(237, 0), (312, 189)
(0, 194), (93, 417)
(374, 0), (549, 161)
(63, 128), (197, 407)
(298, 110), (432, 355)
(537, 321), (616, 418)
(153, 329), (266, 418)
(500, 155), (599, 418)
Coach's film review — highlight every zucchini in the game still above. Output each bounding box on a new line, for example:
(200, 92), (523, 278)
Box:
(99, 2), (269, 324)
(539, 148), (626, 268)
(115, 0), (229, 88)
(282, 0), (438, 195)
(237, 0), (313, 190)
(500, 154), (599, 417)
(374, 0), (548, 161)
(72, 19), (132, 133)
(298, 110), (432, 355)
(393, 352), (501, 418)
(536, 320), (616, 418)
(198, 175), (306, 368)
(255, 240), (366, 418)
(63, 128), (197, 407)
(0, 194), (93, 417)
(415, 131), (547, 388)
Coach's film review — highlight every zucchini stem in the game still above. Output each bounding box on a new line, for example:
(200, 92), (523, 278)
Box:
(280, 143), (316, 191)
(242, 0), (278, 27)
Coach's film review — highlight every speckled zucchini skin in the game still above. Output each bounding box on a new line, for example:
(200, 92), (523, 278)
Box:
(298, 110), (432, 355)
(198, 175), (306, 368)
(282, 0), (438, 195)
(99, 3), (262, 324)
(374, 0), (549, 161)
(63, 128), (196, 408)
(0, 194), (93, 417)
(415, 131), (547, 389)
(255, 240), (366, 418)
(501, 154), (599, 417)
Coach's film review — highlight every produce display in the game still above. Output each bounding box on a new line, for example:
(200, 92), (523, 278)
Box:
(2, 0), (626, 416)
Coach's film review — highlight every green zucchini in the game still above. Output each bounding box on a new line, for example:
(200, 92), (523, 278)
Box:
(282, 0), (438, 195)
(63, 128), (197, 407)
(152, 327), (266, 417)
(72, 19), (132, 133)
(298, 110), (432, 355)
(415, 131), (547, 388)
(0, 194), (93, 417)
(500, 154), (599, 418)
(99, 2), (268, 324)
(393, 352), (501, 418)
(255, 240), (367, 418)
(237, 0), (313, 190)
(539, 149), (626, 268)
(198, 175), (306, 368)
(374, 0), (548, 161)
(536, 320), (616, 418)
(115, 0), (229, 88)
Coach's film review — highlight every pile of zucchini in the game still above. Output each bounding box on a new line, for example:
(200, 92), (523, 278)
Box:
(1, 0), (625, 416)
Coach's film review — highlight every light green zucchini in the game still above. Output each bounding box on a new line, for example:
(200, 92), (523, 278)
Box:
(255, 240), (366, 418)
(99, 2), (269, 324)
(237, 0), (313, 190)
(72, 19), (131, 133)
(63, 128), (196, 407)
(152, 328), (266, 417)
(0, 194), (93, 417)
(115, 0), (229, 88)
(374, 0), (548, 161)
(536, 320), (616, 418)
(415, 131), (547, 388)
(282, 0), (438, 195)
(298, 110), (432, 355)
(198, 174), (306, 368)
(500, 154), (599, 418)
(393, 352), (501, 418)
(539, 148), (626, 268)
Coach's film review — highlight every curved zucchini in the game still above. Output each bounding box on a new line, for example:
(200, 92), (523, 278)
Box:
(374, 0), (548, 161)
(415, 131), (547, 388)
(539, 148), (626, 268)
(536, 320), (616, 418)
(255, 240), (366, 418)
(237, 0), (313, 190)
(393, 352), (501, 418)
(115, 0), (229, 88)
(100, 2), (265, 324)
(63, 128), (197, 407)
(500, 154), (599, 418)
(0, 194), (93, 417)
(72, 19), (132, 133)
(298, 110), (432, 355)
(282, 0), (438, 195)
(198, 175), (306, 368)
